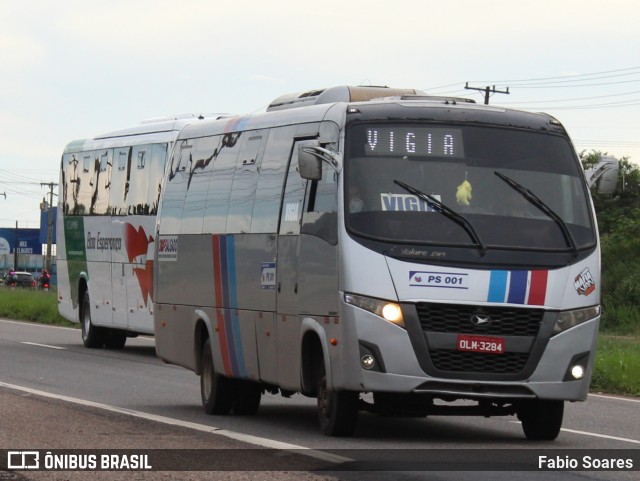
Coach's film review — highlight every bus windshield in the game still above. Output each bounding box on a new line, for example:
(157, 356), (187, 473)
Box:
(345, 123), (595, 252)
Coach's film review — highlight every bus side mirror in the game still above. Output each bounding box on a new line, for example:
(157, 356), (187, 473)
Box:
(298, 142), (323, 181)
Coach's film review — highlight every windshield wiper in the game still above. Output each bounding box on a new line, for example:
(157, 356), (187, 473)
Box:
(494, 171), (579, 256)
(394, 179), (487, 256)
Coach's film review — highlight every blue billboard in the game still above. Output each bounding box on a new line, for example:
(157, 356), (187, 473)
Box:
(0, 228), (42, 256)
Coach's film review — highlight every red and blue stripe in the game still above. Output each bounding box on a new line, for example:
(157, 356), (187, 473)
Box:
(487, 270), (548, 305)
(212, 235), (247, 378)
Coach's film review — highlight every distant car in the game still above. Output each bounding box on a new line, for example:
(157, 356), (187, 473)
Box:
(5, 271), (36, 289)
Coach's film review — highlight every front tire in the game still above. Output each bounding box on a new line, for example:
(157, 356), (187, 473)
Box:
(517, 400), (564, 441)
(200, 339), (233, 415)
(81, 292), (105, 348)
(317, 364), (359, 437)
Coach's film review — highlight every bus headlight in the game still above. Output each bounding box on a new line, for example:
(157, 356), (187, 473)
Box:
(344, 293), (405, 328)
(553, 306), (600, 336)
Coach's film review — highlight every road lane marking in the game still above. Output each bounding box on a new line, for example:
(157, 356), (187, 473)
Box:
(509, 421), (640, 445)
(21, 342), (66, 350)
(560, 427), (640, 444)
(590, 393), (640, 403)
(0, 381), (350, 465)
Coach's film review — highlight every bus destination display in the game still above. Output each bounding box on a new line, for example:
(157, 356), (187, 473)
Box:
(364, 127), (464, 158)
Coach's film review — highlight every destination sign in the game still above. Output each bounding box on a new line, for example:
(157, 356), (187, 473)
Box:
(363, 127), (464, 158)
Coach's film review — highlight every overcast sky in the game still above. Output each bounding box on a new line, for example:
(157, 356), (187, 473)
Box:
(1, 0), (639, 228)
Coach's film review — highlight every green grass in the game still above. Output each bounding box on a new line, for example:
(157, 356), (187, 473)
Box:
(0, 287), (75, 327)
(1, 288), (638, 397)
(591, 335), (640, 397)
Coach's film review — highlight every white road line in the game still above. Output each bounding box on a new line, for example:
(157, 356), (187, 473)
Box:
(21, 342), (67, 350)
(0, 381), (350, 465)
(560, 428), (640, 445)
(590, 393), (640, 403)
(509, 421), (640, 445)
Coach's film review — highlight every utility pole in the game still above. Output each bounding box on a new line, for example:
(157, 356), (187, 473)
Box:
(40, 182), (58, 271)
(14, 220), (18, 270)
(464, 83), (510, 105)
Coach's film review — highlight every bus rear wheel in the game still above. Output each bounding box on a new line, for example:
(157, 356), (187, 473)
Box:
(200, 339), (233, 415)
(317, 368), (359, 437)
(81, 292), (105, 348)
(517, 399), (564, 441)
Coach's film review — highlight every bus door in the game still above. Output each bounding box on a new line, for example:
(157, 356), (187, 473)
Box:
(275, 140), (309, 390)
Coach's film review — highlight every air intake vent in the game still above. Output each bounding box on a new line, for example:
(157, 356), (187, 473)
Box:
(266, 85), (427, 111)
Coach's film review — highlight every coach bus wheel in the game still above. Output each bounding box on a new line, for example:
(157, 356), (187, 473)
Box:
(200, 339), (233, 415)
(517, 399), (564, 441)
(232, 381), (262, 415)
(81, 292), (105, 348)
(317, 366), (359, 437)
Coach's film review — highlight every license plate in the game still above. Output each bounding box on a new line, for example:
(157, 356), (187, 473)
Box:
(457, 335), (505, 354)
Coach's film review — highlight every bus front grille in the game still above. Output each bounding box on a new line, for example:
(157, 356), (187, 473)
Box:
(416, 302), (543, 337)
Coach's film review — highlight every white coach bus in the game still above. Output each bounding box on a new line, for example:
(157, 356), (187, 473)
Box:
(153, 86), (602, 439)
(57, 116), (227, 348)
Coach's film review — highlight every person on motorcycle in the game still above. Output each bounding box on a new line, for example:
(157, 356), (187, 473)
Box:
(39, 268), (51, 289)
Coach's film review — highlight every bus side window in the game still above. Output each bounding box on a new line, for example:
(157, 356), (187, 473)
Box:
(279, 140), (309, 236)
(202, 133), (242, 234)
(108, 147), (130, 215)
(250, 126), (297, 234)
(159, 140), (191, 233)
(226, 130), (268, 234)
(128, 145), (151, 215)
(181, 136), (217, 234)
(63, 153), (79, 215)
(76, 152), (95, 215)
(93, 149), (112, 215)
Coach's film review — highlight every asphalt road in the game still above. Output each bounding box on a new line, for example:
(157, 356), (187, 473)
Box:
(1, 318), (638, 480)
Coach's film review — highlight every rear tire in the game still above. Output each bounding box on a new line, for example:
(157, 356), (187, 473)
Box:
(317, 363), (359, 437)
(517, 400), (564, 441)
(200, 339), (233, 415)
(81, 292), (105, 348)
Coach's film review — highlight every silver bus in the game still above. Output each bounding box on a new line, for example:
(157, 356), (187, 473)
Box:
(153, 86), (601, 439)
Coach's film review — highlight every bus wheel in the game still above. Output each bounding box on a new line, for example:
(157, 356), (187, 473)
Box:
(81, 292), (104, 348)
(232, 381), (262, 415)
(317, 368), (359, 437)
(517, 400), (564, 441)
(200, 339), (233, 415)
(105, 329), (127, 350)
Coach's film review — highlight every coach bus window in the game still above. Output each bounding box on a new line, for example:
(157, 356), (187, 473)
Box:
(202, 133), (242, 234)
(63, 153), (79, 215)
(108, 147), (130, 215)
(227, 130), (268, 233)
(147, 144), (168, 215)
(128, 145), (151, 215)
(181, 136), (217, 233)
(75, 152), (95, 215)
(251, 126), (296, 233)
(93, 149), (112, 215)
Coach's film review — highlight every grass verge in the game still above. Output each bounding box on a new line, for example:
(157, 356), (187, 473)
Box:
(591, 335), (640, 397)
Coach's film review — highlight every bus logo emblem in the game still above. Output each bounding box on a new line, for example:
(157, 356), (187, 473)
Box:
(470, 314), (492, 326)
